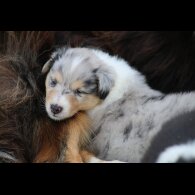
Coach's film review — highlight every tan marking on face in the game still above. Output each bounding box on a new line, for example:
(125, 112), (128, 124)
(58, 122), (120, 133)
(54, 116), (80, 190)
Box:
(53, 71), (63, 83)
(61, 93), (101, 115)
(71, 80), (84, 90)
(46, 90), (57, 104)
(66, 95), (80, 116)
(79, 94), (101, 110)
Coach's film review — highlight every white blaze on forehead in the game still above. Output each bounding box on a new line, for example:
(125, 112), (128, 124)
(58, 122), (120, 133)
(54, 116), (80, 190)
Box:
(58, 96), (70, 113)
(52, 54), (85, 73)
(156, 141), (195, 163)
(71, 57), (85, 71)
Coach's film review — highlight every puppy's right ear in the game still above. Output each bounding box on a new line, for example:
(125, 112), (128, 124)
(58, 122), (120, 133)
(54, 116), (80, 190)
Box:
(41, 59), (53, 74)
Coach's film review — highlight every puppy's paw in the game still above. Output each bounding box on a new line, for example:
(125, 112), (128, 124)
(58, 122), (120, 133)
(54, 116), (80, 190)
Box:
(88, 157), (127, 163)
(101, 160), (127, 163)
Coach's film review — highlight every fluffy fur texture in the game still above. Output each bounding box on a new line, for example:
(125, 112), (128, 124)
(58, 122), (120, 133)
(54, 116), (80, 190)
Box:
(1, 31), (195, 163)
(45, 47), (195, 163)
(0, 31), (64, 163)
(43, 47), (124, 162)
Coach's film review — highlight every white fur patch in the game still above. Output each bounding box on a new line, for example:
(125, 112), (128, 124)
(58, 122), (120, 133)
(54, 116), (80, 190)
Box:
(88, 157), (103, 163)
(46, 95), (71, 121)
(88, 157), (126, 163)
(70, 56), (84, 73)
(156, 141), (195, 163)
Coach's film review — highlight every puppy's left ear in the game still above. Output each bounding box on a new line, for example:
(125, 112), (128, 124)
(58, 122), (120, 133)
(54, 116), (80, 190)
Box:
(94, 67), (114, 99)
(41, 59), (53, 74)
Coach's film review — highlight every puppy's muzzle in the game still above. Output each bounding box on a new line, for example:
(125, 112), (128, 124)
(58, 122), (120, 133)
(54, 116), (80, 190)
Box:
(50, 104), (63, 115)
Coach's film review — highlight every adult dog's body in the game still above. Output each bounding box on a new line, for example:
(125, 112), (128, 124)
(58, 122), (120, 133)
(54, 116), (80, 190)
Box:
(43, 47), (195, 163)
(142, 109), (195, 163)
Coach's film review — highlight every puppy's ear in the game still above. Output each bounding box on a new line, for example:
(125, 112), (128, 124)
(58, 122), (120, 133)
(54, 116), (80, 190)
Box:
(41, 59), (53, 74)
(94, 67), (114, 99)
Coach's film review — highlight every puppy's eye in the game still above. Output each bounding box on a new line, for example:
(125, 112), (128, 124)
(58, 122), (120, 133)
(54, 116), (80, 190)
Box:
(50, 79), (57, 87)
(74, 89), (83, 96)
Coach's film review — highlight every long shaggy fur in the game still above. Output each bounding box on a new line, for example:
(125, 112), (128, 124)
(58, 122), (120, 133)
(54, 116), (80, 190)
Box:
(0, 31), (58, 162)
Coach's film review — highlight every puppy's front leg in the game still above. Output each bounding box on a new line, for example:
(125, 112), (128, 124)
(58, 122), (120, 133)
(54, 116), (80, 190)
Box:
(64, 113), (89, 163)
(65, 148), (83, 163)
(64, 131), (83, 163)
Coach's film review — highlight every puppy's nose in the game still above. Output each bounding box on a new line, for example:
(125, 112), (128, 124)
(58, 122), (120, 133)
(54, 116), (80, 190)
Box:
(50, 104), (63, 115)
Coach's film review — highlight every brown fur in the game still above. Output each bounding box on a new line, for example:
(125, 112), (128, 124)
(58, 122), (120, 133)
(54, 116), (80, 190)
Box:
(53, 71), (63, 83)
(71, 80), (85, 90)
(67, 95), (80, 116)
(0, 31), (56, 162)
(65, 94), (101, 114)
(64, 112), (92, 163)
(34, 112), (92, 163)
(46, 90), (57, 106)
(33, 120), (63, 162)
(79, 95), (101, 110)
(80, 150), (95, 163)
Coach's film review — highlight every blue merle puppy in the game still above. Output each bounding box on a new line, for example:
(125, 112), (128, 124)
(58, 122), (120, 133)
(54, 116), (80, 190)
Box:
(42, 47), (195, 163)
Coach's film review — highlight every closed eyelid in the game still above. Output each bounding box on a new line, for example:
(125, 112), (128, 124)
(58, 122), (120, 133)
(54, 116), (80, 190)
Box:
(50, 78), (57, 83)
(48, 77), (58, 88)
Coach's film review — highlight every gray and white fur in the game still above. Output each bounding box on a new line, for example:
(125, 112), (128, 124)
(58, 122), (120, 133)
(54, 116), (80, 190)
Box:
(43, 47), (195, 163)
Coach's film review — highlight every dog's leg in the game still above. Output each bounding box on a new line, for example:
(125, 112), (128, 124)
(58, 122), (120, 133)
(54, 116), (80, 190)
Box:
(64, 128), (83, 163)
(64, 113), (90, 163)
(65, 137), (83, 163)
(79, 150), (95, 162)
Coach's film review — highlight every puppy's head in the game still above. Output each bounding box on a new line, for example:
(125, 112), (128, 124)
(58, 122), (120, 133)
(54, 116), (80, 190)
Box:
(42, 47), (114, 121)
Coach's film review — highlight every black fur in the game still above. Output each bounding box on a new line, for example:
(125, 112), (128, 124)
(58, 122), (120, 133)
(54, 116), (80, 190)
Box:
(101, 142), (110, 158)
(123, 123), (132, 142)
(84, 78), (98, 94)
(176, 158), (195, 163)
(115, 110), (124, 119)
(98, 91), (109, 100)
(146, 119), (154, 131)
(143, 95), (166, 104)
(52, 47), (68, 62)
(142, 109), (195, 163)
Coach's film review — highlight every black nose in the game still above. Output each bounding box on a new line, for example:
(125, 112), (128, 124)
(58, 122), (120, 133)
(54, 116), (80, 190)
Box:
(50, 104), (63, 115)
